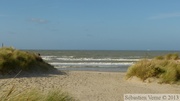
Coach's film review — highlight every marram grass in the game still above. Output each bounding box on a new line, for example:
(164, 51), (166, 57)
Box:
(0, 47), (56, 75)
(0, 86), (76, 101)
(126, 53), (180, 84)
(0, 47), (76, 101)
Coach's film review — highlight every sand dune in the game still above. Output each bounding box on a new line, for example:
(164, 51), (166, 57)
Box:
(0, 71), (180, 101)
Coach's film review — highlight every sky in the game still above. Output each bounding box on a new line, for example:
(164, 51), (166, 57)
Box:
(0, 0), (180, 50)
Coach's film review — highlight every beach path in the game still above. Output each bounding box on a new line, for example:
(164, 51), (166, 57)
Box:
(0, 71), (180, 101)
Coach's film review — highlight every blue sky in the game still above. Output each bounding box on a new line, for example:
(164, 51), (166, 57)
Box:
(0, 0), (180, 50)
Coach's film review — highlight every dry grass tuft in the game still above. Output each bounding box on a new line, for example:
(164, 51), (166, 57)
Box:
(0, 86), (76, 101)
(0, 47), (56, 75)
(126, 53), (180, 84)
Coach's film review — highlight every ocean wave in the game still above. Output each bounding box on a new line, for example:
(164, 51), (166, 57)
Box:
(57, 58), (139, 62)
(49, 62), (134, 66)
(41, 56), (57, 60)
(42, 55), (140, 62)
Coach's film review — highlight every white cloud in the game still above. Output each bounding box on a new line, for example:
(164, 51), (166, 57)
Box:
(148, 12), (180, 20)
(29, 18), (48, 24)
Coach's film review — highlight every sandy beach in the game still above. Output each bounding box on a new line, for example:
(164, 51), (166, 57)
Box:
(0, 71), (180, 101)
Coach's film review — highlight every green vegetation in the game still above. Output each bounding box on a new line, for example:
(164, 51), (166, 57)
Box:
(126, 53), (180, 84)
(0, 47), (76, 101)
(0, 47), (56, 75)
(154, 53), (179, 60)
(0, 86), (75, 101)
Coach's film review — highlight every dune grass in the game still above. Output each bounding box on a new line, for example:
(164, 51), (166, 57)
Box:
(0, 47), (76, 101)
(0, 47), (56, 75)
(0, 86), (76, 101)
(126, 53), (180, 84)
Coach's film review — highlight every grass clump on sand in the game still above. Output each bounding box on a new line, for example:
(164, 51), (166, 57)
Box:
(126, 53), (180, 84)
(0, 86), (76, 101)
(0, 47), (56, 75)
(0, 47), (76, 101)
(154, 53), (179, 60)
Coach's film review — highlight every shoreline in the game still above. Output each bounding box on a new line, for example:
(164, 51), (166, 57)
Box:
(0, 71), (180, 101)
(59, 69), (127, 73)
(56, 65), (129, 72)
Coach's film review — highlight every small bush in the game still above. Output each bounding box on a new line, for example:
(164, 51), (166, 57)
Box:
(126, 54), (180, 84)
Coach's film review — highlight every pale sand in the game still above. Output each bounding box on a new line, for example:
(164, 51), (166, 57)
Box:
(0, 71), (180, 101)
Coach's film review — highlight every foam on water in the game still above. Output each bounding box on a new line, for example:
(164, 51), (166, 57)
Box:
(50, 62), (134, 67)
(41, 56), (140, 62)
(28, 50), (180, 72)
(42, 55), (137, 69)
(41, 56), (57, 61)
(56, 58), (139, 61)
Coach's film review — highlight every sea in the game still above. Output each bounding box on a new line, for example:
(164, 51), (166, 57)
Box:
(27, 50), (180, 72)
